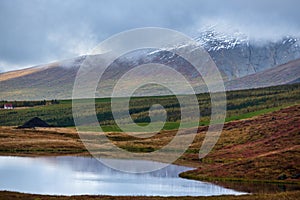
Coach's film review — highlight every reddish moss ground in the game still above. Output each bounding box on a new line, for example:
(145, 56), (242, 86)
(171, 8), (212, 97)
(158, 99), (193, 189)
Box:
(180, 105), (300, 183)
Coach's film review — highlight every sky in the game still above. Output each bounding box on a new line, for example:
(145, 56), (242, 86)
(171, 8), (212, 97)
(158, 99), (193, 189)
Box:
(0, 0), (299, 72)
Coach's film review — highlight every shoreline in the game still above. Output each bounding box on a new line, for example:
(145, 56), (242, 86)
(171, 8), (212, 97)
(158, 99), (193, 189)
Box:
(0, 152), (298, 186)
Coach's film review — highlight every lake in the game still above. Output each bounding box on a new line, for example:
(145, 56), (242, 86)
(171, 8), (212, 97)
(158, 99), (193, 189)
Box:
(0, 156), (246, 196)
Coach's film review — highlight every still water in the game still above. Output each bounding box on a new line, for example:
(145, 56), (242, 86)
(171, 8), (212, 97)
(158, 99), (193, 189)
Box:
(0, 156), (246, 196)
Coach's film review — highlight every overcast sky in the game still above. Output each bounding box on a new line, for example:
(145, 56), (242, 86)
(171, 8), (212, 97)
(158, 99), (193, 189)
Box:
(0, 0), (299, 72)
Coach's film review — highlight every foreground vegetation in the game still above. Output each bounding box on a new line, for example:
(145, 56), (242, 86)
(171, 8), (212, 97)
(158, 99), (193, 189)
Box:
(0, 190), (299, 200)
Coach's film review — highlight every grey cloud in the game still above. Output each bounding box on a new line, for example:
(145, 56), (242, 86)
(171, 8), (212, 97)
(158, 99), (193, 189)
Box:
(0, 0), (299, 71)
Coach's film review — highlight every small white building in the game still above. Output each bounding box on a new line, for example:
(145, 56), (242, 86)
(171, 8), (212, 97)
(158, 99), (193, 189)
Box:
(4, 103), (13, 109)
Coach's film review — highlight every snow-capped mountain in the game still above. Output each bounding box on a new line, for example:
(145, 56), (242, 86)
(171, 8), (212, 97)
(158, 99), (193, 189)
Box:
(130, 29), (300, 81)
(204, 31), (300, 80)
(144, 29), (300, 80)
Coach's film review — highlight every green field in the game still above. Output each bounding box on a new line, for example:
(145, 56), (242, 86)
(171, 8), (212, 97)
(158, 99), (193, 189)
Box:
(1, 83), (300, 131)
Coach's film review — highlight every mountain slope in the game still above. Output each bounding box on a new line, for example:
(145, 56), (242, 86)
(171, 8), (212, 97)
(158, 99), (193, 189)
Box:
(225, 58), (300, 90)
(0, 58), (82, 100)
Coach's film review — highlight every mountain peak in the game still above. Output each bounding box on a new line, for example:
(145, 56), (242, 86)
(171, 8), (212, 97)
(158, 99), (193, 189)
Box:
(195, 28), (249, 51)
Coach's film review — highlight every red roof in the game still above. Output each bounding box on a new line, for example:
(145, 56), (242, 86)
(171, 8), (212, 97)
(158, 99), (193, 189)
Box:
(4, 103), (13, 107)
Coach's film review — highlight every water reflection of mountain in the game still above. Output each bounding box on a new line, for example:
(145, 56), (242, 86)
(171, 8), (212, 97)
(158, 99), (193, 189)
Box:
(47, 156), (193, 178)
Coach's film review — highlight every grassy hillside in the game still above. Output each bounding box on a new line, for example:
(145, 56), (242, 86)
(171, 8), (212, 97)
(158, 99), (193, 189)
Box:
(0, 83), (300, 130)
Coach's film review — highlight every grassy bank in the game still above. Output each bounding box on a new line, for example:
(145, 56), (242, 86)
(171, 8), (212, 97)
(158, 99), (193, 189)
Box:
(178, 105), (300, 187)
